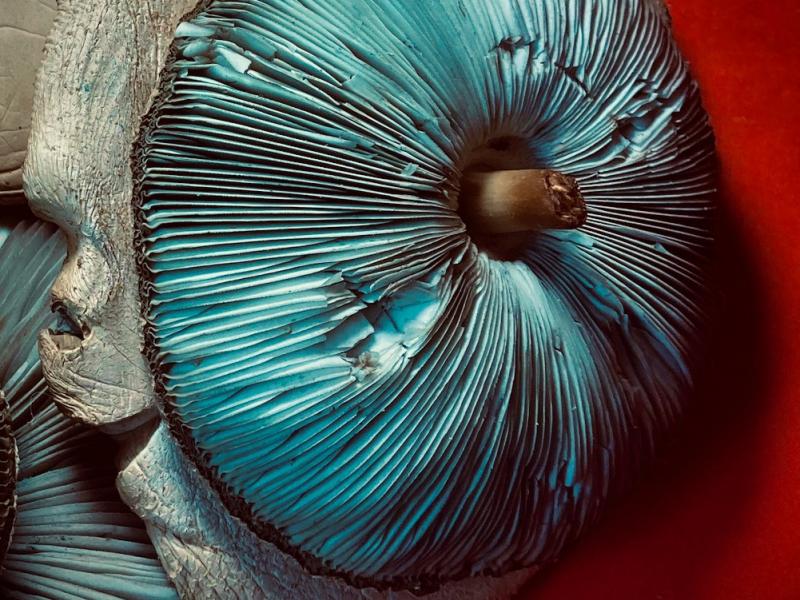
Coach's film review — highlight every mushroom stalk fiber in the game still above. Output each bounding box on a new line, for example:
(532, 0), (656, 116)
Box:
(460, 169), (587, 233)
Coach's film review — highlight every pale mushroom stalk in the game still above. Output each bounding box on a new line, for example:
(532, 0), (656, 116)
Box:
(459, 168), (587, 233)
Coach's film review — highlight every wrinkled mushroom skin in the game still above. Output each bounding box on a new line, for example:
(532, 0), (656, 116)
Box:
(0, 0), (56, 204)
(25, 0), (198, 431)
(24, 0), (534, 597)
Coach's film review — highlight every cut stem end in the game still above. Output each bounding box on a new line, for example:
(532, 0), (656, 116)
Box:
(459, 168), (587, 234)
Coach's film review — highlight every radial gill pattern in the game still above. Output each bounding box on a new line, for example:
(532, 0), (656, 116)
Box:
(134, 0), (715, 586)
(0, 220), (177, 599)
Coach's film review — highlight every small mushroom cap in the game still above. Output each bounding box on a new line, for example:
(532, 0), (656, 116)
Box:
(135, 0), (715, 588)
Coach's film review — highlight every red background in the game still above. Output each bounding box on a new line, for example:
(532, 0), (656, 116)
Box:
(521, 1), (800, 599)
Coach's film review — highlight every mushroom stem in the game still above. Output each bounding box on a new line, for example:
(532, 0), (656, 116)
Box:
(459, 168), (587, 233)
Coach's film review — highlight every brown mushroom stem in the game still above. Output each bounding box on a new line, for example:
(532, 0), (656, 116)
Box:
(459, 168), (587, 234)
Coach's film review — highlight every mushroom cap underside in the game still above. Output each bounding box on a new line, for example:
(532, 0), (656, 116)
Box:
(134, 0), (715, 588)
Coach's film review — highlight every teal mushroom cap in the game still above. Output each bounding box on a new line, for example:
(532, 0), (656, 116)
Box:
(134, 0), (715, 589)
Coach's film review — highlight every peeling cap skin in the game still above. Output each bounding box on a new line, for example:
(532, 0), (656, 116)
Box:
(24, 0), (714, 597)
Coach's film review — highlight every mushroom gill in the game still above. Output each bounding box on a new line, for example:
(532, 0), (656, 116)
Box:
(0, 219), (177, 599)
(133, 0), (715, 589)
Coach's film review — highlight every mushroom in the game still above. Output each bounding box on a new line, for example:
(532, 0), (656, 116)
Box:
(23, 0), (715, 597)
(0, 219), (177, 598)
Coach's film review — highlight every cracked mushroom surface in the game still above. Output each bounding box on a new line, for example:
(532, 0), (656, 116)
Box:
(24, 0), (714, 598)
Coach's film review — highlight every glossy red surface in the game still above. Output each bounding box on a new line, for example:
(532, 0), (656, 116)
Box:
(521, 1), (800, 599)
